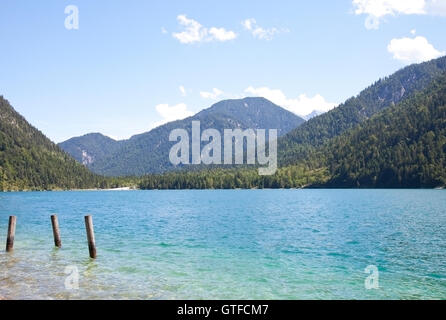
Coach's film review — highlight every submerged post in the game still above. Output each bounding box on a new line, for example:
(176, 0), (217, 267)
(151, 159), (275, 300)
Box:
(84, 215), (96, 259)
(51, 215), (62, 248)
(6, 216), (16, 252)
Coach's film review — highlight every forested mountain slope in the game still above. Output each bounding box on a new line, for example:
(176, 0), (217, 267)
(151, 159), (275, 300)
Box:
(0, 96), (105, 191)
(59, 133), (123, 166)
(279, 56), (446, 165)
(320, 72), (446, 188)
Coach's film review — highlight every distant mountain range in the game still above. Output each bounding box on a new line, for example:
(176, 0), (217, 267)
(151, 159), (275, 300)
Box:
(138, 56), (446, 189)
(2, 56), (446, 190)
(59, 97), (306, 176)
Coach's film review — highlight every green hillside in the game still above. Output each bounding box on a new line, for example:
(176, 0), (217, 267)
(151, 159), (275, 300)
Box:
(58, 133), (123, 166)
(320, 73), (446, 188)
(0, 96), (106, 191)
(279, 56), (446, 166)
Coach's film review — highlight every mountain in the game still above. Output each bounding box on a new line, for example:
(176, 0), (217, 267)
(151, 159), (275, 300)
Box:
(62, 97), (305, 176)
(137, 58), (446, 190)
(279, 56), (446, 166)
(138, 70), (446, 190)
(303, 110), (324, 120)
(0, 96), (105, 191)
(196, 97), (304, 133)
(319, 72), (446, 188)
(59, 133), (123, 166)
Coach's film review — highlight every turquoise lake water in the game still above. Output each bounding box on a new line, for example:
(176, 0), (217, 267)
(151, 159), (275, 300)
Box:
(0, 190), (445, 299)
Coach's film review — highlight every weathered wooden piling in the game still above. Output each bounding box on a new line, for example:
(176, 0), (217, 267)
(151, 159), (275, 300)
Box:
(6, 216), (16, 252)
(51, 215), (62, 248)
(84, 215), (96, 258)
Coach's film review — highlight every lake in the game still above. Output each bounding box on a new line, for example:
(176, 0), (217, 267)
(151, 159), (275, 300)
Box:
(0, 190), (445, 299)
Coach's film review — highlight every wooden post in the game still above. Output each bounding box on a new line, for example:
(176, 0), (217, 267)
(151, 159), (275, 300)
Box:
(6, 216), (16, 252)
(51, 215), (62, 248)
(84, 215), (96, 258)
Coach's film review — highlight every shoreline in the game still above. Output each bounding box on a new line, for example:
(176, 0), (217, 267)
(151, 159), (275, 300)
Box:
(0, 187), (139, 193)
(70, 187), (135, 192)
(1, 186), (444, 193)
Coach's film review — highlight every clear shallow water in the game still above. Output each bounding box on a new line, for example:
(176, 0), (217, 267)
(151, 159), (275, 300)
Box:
(0, 189), (445, 300)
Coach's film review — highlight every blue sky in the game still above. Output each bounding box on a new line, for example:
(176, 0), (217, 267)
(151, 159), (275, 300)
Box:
(1, 0), (445, 142)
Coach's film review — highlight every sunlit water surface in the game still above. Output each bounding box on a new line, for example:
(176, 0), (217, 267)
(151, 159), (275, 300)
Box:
(0, 190), (445, 299)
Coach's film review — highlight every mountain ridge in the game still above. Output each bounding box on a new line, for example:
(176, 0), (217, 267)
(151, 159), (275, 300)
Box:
(59, 132), (123, 166)
(320, 72), (446, 187)
(278, 56), (446, 166)
(138, 70), (446, 189)
(60, 97), (306, 176)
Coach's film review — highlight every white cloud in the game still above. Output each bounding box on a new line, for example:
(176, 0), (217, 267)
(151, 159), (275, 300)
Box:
(172, 15), (237, 44)
(153, 103), (194, 127)
(410, 29), (417, 34)
(161, 27), (168, 34)
(242, 18), (286, 40)
(425, 0), (446, 15)
(179, 85), (186, 96)
(172, 15), (207, 44)
(209, 27), (237, 41)
(353, 0), (426, 18)
(245, 86), (337, 117)
(387, 36), (445, 64)
(200, 88), (224, 100)
(352, 0), (446, 29)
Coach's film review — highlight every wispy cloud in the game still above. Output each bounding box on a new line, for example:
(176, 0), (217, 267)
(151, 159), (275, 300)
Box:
(172, 15), (237, 44)
(352, 0), (446, 29)
(426, 0), (446, 15)
(200, 88), (224, 100)
(241, 18), (287, 40)
(179, 85), (187, 96)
